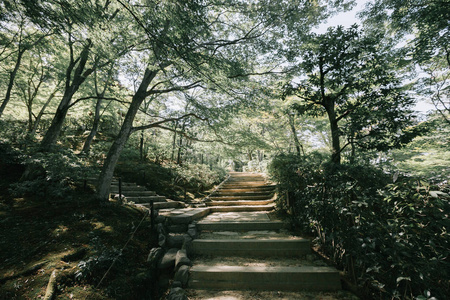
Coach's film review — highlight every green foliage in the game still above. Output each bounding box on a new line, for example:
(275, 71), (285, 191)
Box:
(9, 146), (96, 200)
(269, 154), (450, 299)
(75, 247), (123, 284)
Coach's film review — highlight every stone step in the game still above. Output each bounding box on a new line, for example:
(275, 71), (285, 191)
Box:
(227, 177), (265, 182)
(197, 221), (288, 232)
(209, 195), (274, 201)
(140, 201), (185, 209)
(188, 265), (341, 291)
(110, 190), (157, 197)
(191, 239), (311, 257)
(213, 190), (275, 197)
(159, 208), (211, 225)
(209, 205), (275, 212)
(222, 181), (269, 187)
(219, 185), (276, 192)
(111, 182), (137, 187)
(126, 195), (166, 203)
(206, 200), (274, 206)
(110, 186), (147, 192)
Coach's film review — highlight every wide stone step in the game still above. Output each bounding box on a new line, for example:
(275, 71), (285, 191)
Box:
(209, 205), (275, 212)
(140, 201), (185, 209)
(197, 221), (288, 232)
(191, 239), (310, 257)
(188, 265), (341, 291)
(210, 195), (274, 201)
(222, 181), (269, 187)
(126, 195), (166, 203)
(219, 185), (276, 192)
(213, 190), (275, 197)
(159, 208), (211, 224)
(227, 178), (266, 182)
(206, 200), (274, 206)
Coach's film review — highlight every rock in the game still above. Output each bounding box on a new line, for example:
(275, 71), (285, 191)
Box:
(167, 234), (184, 249)
(174, 265), (190, 287)
(155, 215), (165, 223)
(158, 248), (178, 269)
(182, 234), (193, 255)
(175, 250), (191, 270)
(187, 228), (197, 239)
(158, 233), (166, 248)
(168, 224), (187, 233)
(113, 194), (126, 202)
(157, 223), (167, 235)
(172, 280), (182, 288)
(167, 287), (187, 300)
(147, 247), (164, 267)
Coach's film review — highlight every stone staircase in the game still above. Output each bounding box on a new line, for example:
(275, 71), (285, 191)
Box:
(109, 178), (185, 210)
(205, 172), (276, 212)
(187, 172), (342, 295)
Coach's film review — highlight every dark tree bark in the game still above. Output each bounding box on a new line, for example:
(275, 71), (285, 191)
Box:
(287, 112), (303, 157)
(0, 49), (25, 118)
(96, 67), (158, 201)
(40, 39), (93, 151)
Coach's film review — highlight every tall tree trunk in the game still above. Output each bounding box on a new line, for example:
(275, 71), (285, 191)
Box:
(96, 68), (158, 201)
(40, 39), (93, 151)
(0, 49), (25, 118)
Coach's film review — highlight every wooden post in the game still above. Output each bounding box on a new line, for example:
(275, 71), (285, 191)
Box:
(118, 177), (122, 204)
(150, 200), (155, 233)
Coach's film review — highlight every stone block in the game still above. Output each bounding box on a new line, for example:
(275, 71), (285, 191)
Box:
(175, 249), (191, 270)
(168, 224), (187, 233)
(167, 287), (187, 300)
(158, 248), (178, 269)
(147, 247), (164, 267)
(167, 234), (184, 249)
(158, 233), (166, 248)
(174, 265), (190, 287)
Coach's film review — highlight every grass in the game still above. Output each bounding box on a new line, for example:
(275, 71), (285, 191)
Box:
(0, 187), (158, 299)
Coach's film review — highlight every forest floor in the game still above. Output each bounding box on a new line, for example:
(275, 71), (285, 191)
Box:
(0, 184), (158, 300)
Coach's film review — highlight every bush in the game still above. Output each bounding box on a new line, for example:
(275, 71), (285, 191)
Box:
(269, 154), (450, 299)
(9, 146), (97, 200)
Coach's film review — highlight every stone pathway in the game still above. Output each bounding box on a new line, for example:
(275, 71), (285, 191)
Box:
(184, 172), (357, 299)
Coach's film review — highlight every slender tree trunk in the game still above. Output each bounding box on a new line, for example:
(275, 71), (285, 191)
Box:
(96, 68), (158, 201)
(287, 112), (303, 156)
(82, 98), (102, 153)
(31, 86), (58, 137)
(171, 121), (178, 161)
(325, 103), (341, 164)
(139, 131), (144, 161)
(40, 39), (93, 151)
(0, 49), (25, 118)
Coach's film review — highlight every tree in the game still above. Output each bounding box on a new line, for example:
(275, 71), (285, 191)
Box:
(20, 0), (133, 151)
(283, 25), (419, 164)
(361, 0), (449, 124)
(0, 1), (51, 118)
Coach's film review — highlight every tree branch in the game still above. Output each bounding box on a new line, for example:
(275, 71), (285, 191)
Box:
(131, 113), (207, 133)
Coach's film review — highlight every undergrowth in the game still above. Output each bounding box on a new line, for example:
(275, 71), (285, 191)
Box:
(269, 153), (450, 300)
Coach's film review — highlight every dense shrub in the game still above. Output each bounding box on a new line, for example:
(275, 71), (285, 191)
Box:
(269, 153), (450, 299)
(9, 146), (97, 200)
